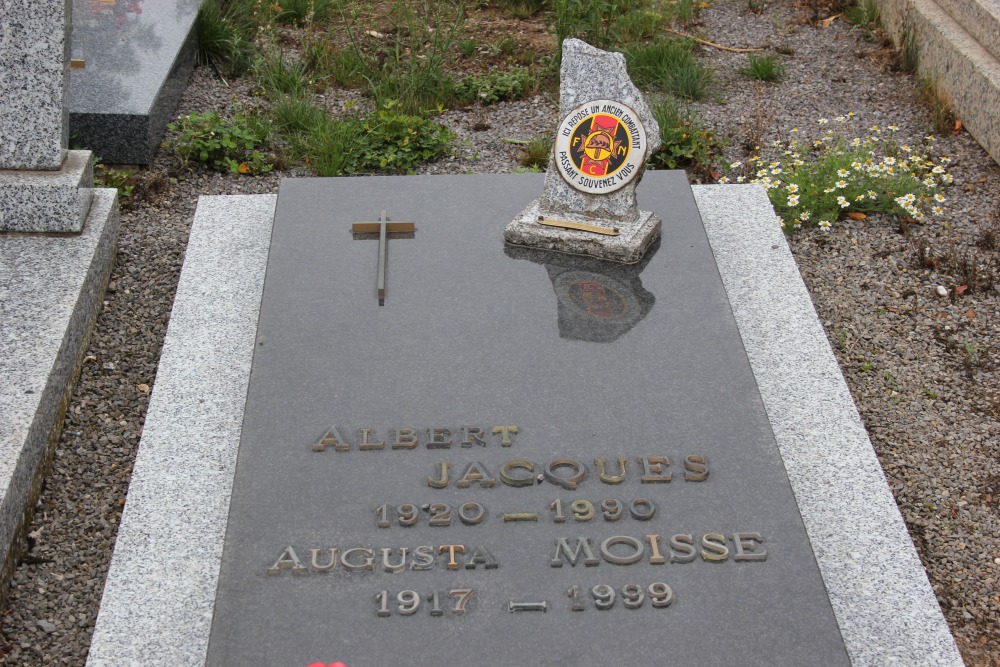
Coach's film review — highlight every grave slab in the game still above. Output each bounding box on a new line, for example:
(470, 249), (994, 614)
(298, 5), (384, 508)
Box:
(0, 188), (120, 592)
(209, 173), (848, 664)
(69, 0), (200, 165)
(87, 176), (963, 666)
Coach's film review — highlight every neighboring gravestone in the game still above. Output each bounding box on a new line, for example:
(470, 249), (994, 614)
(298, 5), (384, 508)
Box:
(199, 173), (849, 665)
(0, 0), (119, 607)
(69, 0), (201, 165)
(505, 39), (661, 263)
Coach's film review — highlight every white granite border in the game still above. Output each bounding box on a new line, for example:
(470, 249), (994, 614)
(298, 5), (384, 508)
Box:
(695, 184), (963, 665)
(86, 195), (275, 667)
(87, 186), (962, 665)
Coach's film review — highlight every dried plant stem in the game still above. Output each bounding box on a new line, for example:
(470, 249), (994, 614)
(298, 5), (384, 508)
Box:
(663, 28), (766, 53)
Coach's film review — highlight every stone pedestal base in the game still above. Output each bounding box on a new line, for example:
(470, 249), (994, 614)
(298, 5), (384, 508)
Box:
(0, 150), (94, 232)
(504, 199), (661, 264)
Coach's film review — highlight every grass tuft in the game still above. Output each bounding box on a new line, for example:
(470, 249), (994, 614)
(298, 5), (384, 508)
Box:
(517, 136), (551, 169)
(275, 0), (334, 25)
(738, 54), (784, 82)
(255, 50), (311, 97)
(195, 0), (256, 76)
(624, 38), (713, 101)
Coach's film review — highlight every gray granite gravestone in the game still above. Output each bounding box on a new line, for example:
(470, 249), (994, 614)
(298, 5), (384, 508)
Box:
(87, 175), (964, 666)
(199, 173), (850, 665)
(69, 0), (200, 164)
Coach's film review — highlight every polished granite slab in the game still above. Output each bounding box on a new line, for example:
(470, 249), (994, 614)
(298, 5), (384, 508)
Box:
(0, 189), (119, 596)
(69, 0), (200, 164)
(204, 173), (848, 665)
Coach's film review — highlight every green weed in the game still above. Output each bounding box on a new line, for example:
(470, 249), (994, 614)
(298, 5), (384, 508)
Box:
(489, 35), (517, 57)
(552, 0), (649, 51)
(738, 54), (784, 82)
(195, 0), (256, 76)
(358, 102), (454, 173)
(516, 136), (551, 169)
(843, 0), (880, 28)
(900, 24), (919, 73)
(94, 162), (135, 201)
(341, 0), (466, 114)
(454, 67), (536, 105)
(294, 117), (362, 176)
(646, 96), (722, 177)
(166, 111), (273, 174)
(664, 0), (703, 26)
(919, 78), (957, 134)
(255, 49), (311, 97)
(276, 0), (333, 25)
(302, 36), (369, 90)
(492, 0), (549, 13)
(615, 9), (666, 42)
(835, 329), (848, 349)
(278, 100), (453, 175)
(271, 95), (330, 135)
(458, 38), (479, 58)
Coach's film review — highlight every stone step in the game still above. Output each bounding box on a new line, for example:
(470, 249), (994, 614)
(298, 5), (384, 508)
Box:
(880, 0), (1000, 166)
(936, 0), (1000, 61)
(0, 189), (119, 601)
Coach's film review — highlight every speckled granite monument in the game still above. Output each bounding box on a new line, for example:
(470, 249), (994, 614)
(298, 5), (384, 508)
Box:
(0, 0), (94, 233)
(505, 39), (662, 263)
(0, 0), (119, 603)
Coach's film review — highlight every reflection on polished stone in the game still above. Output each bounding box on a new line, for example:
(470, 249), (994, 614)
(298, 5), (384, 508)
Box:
(69, 0), (199, 163)
(505, 241), (657, 342)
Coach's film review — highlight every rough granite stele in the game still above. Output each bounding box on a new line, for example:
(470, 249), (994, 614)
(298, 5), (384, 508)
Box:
(505, 38), (662, 264)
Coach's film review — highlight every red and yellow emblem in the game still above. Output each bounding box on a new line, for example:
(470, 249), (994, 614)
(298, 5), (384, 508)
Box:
(554, 100), (647, 194)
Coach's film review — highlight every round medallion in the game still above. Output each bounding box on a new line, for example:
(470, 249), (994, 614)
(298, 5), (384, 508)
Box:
(553, 100), (647, 194)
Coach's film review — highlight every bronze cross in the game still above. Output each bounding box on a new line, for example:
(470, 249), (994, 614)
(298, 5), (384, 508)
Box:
(351, 210), (415, 306)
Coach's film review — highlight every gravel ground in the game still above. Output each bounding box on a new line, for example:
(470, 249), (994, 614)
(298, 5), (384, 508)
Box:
(1, 1), (998, 664)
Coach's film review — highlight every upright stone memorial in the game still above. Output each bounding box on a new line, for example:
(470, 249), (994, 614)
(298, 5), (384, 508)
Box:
(0, 0), (119, 598)
(88, 40), (964, 666)
(505, 40), (662, 263)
